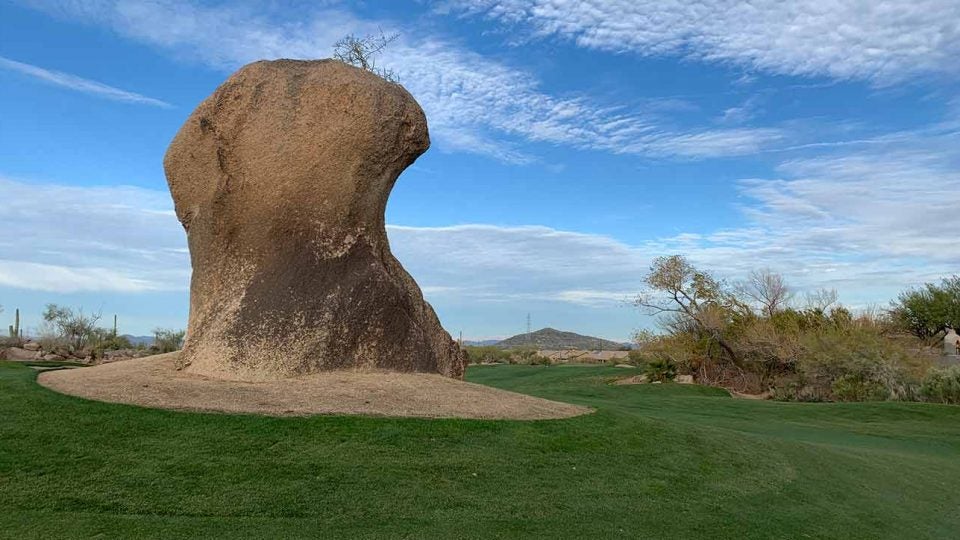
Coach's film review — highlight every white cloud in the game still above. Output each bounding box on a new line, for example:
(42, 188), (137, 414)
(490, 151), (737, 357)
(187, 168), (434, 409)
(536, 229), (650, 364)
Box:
(3, 128), (958, 323)
(0, 177), (189, 292)
(649, 131), (960, 306)
(0, 260), (164, 293)
(0, 175), (654, 303)
(0, 175), (648, 344)
(0, 55), (172, 107)
(388, 224), (649, 303)
(446, 0), (960, 84)
(21, 0), (782, 162)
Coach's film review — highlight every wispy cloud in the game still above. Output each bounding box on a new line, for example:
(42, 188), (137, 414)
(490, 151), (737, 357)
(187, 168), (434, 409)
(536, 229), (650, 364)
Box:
(0, 175), (653, 301)
(388, 223), (649, 303)
(20, 0), (782, 162)
(0, 260), (164, 293)
(0, 55), (172, 107)
(648, 131), (960, 306)
(0, 176), (188, 292)
(4, 126), (958, 322)
(445, 0), (960, 85)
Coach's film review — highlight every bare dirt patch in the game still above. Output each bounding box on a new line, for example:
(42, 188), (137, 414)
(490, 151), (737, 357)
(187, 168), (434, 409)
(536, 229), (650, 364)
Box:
(37, 354), (590, 420)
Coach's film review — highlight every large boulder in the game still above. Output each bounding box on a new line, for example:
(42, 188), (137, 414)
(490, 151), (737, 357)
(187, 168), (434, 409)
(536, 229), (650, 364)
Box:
(164, 59), (465, 380)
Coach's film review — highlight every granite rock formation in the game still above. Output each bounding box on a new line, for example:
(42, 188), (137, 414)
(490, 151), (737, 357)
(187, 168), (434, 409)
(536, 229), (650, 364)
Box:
(164, 59), (465, 380)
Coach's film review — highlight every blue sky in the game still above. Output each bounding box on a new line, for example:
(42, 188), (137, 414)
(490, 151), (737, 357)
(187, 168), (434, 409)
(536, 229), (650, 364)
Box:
(1, 0), (959, 341)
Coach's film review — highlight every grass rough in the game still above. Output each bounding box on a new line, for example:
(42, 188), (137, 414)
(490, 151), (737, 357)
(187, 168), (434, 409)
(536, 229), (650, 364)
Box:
(2, 362), (959, 539)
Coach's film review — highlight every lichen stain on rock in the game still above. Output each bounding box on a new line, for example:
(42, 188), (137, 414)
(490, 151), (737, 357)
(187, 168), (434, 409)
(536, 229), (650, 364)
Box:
(164, 59), (465, 380)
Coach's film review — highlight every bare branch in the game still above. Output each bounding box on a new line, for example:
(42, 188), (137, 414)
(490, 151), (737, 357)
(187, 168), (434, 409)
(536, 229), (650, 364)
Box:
(333, 28), (400, 83)
(736, 268), (793, 316)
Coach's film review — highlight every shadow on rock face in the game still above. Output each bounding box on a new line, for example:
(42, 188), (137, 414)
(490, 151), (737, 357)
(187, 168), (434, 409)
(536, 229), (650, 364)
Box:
(164, 59), (465, 380)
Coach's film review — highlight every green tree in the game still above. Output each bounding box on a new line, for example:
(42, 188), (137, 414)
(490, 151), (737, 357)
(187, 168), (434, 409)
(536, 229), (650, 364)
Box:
(891, 276), (960, 342)
(634, 255), (744, 365)
(153, 328), (186, 353)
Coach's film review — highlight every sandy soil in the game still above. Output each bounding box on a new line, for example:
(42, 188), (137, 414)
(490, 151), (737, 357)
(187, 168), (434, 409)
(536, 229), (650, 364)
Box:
(37, 353), (590, 420)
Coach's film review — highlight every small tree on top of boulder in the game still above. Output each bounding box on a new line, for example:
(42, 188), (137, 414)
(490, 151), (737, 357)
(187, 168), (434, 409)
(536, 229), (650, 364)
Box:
(333, 29), (399, 82)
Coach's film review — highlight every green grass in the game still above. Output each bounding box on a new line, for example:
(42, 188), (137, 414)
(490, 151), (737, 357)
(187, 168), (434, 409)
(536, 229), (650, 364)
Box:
(2, 362), (959, 539)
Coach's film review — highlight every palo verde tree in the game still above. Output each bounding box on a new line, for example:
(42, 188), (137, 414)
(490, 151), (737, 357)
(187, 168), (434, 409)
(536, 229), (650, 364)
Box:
(891, 276), (960, 342)
(634, 255), (745, 365)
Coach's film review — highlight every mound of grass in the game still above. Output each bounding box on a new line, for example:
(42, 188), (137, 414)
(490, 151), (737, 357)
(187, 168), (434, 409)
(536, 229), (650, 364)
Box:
(1, 362), (959, 538)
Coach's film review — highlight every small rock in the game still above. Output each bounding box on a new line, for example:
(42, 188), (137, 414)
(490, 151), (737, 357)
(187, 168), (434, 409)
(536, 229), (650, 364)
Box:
(42, 353), (66, 361)
(676, 375), (694, 384)
(22, 342), (42, 352)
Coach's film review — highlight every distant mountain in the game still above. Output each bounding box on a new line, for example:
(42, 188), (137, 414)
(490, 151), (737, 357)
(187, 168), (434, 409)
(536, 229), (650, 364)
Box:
(494, 328), (628, 351)
(122, 334), (154, 347)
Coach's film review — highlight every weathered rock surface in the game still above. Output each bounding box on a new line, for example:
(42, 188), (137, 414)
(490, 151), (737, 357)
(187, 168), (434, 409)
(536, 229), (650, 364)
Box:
(2, 347), (39, 361)
(164, 59), (465, 380)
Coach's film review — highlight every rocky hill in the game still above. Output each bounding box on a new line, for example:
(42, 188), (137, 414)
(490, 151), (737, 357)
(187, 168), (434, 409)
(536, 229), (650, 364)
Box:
(494, 328), (627, 350)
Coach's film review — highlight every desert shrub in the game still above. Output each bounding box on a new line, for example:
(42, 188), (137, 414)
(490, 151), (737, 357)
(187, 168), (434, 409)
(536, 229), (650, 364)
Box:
(644, 358), (677, 382)
(88, 330), (134, 359)
(920, 366), (960, 404)
(775, 329), (926, 402)
(634, 256), (939, 401)
(35, 328), (68, 352)
(770, 378), (821, 402)
(531, 355), (552, 366)
(507, 348), (539, 365)
(464, 346), (512, 364)
(153, 328), (185, 353)
(42, 304), (101, 350)
(625, 349), (646, 367)
(91, 328), (132, 350)
(831, 374), (888, 402)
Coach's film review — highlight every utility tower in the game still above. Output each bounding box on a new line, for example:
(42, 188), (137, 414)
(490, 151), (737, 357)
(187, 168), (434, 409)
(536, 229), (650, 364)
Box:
(526, 313), (532, 346)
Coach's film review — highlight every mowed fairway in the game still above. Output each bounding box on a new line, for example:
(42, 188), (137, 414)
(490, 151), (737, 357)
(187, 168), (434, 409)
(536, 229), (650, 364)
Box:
(2, 362), (959, 539)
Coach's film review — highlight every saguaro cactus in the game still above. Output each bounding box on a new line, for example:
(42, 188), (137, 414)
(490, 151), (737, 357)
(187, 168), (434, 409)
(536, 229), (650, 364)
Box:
(8, 308), (19, 339)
